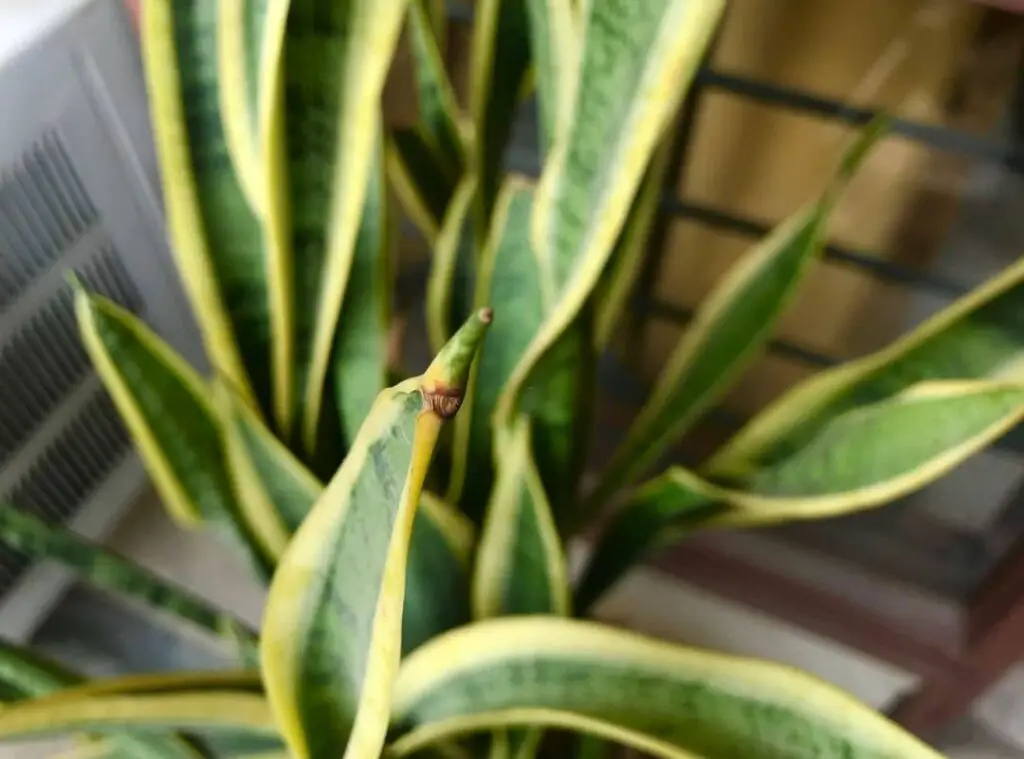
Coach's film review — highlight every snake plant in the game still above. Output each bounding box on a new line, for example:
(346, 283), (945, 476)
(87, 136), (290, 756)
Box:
(1, 1), (1022, 758)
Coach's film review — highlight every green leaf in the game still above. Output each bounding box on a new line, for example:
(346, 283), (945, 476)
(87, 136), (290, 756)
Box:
(473, 414), (570, 759)
(589, 119), (887, 507)
(141, 0), (280, 424)
(708, 255), (1024, 479)
(0, 639), (83, 700)
(333, 118), (393, 445)
(469, 0), (533, 222)
(523, 0), (577, 155)
(495, 0), (725, 434)
(390, 617), (944, 759)
(72, 285), (273, 580)
(403, 493), (475, 657)
(0, 506), (257, 659)
(260, 309), (492, 759)
(426, 176), (479, 356)
(386, 130), (460, 245)
(284, 0), (413, 451)
(576, 380), (1024, 610)
(447, 180), (588, 525)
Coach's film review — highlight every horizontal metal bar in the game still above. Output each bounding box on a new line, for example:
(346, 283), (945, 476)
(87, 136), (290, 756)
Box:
(698, 70), (1024, 172)
(661, 197), (970, 298)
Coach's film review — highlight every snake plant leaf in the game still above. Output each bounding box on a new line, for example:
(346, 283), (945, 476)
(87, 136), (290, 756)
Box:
(496, 0), (725, 432)
(72, 284), (273, 580)
(470, 0), (533, 222)
(473, 414), (570, 620)
(390, 617), (944, 759)
(403, 492), (475, 657)
(386, 130), (454, 243)
(473, 414), (570, 759)
(426, 176), (479, 355)
(590, 119), (887, 507)
(141, 0), (278, 422)
(260, 309), (492, 759)
(0, 506), (258, 659)
(708, 256), (1024, 479)
(447, 180), (587, 525)
(524, 0), (577, 156)
(333, 120), (393, 445)
(285, 0), (412, 452)
(593, 137), (672, 350)
(577, 380), (1024, 610)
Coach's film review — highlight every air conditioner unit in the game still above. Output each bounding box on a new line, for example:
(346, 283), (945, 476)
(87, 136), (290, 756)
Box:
(0, 0), (205, 643)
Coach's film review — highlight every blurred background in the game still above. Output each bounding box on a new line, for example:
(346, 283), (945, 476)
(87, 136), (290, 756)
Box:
(2, 0), (1024, 756)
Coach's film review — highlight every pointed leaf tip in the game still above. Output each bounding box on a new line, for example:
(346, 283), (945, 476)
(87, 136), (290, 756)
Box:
(423, 307), (493, 415)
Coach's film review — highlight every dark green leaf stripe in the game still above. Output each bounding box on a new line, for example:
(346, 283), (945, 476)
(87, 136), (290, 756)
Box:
(333, 119), (393, 446)
(391, 618), (944, 759)
(590, 120), (886, 507)
(577, 381), (1024, 609)
(403, 493), (475, 657)
(73, 286), (273, 581)
(143, 0), (274, 420)
(709, 255), (1024, 478)
(497, 0), (725, 434)
(0, 506), (257, 657)
(261, 310), (492, 759)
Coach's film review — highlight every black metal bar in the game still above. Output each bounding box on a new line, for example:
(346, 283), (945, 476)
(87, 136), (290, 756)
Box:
(698, 69), (1024, 173)
(662, 198), (970, 298)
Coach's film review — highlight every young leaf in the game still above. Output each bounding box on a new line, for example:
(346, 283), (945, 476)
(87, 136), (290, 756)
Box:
(470, 0), (533, 222)
(0, 506), (257, 659)
(333, 119), (393, 445)
(576, 380), (1024, 610)
(403, 493), (475, 657)
(496, 0), (725, 434)
(390, 618), (944, 759)
(447, 180), (588, 525)
(473, 414), (570, 759)
(260, 309), (492, 759)
(426, 176), (479, 356)
(284, 0), (412, 451)
(708, 256), (1024, 478)
(589, 119), (887, 507)
(140, 0), (279, 422)
(73, 285), (273, 580)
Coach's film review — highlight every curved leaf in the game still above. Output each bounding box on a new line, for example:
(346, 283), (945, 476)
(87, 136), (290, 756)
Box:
(708, 256), (1024, 479)
(496, 0), (725, 433)
(73, 285), (272, 579)
(333, 119), (393, 445)
(285, 0), (412, 451)
(448, 180), (590, 525)
(390, 617), (943, 759)
(403, 492), (475, 657)
(590, 119), (887, 506)
(0, 506), (257, 658)
(577, 380), (1024, 610)
(426, 176), (479, 356)
(140, 0), (275, 419)
(524, 0), (577, 155)
(260, 310), (492, 759)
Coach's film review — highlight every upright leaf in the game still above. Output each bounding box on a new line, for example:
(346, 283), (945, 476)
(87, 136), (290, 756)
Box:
(260, 310), (492, 759)
(447, 180), (588, 525)
(473, 414), (570, 759)
(577, 381), (1024, 610)
(333, 119), (393, 445)
(496, 0), (725, 432)
(73, 284), (272, 580)
(283, 0), (412, 451)
(426, 176), (479, 356)
(387, 0), (468, 242)
(708, 256), (1024, 478)
(589, 120), (886, 507)
(0, 507), (257, 658)
(390, 618), (944, 759)
(141, 0), (277, 421)
(523, 0), (577, 155)
(470, 0), (533, 223)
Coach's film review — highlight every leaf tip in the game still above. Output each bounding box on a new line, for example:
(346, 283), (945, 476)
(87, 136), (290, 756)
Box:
(422, 306), (493, 414)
